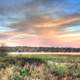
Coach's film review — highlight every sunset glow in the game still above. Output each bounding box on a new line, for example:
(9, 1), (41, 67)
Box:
(0, 0), (80, 47)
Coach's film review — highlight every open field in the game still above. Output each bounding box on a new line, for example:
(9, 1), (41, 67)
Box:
(0, 53), (80, 63)
(0, 53), (80, 80)
(7, 52), (80, 63)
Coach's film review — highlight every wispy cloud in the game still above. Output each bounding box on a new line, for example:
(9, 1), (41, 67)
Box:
(0, 0), (80, 47)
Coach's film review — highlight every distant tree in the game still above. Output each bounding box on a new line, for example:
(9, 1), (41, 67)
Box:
(0, 43), (7, 57)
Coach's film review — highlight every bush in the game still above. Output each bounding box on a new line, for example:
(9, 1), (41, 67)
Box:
(20, 68), (30, 77)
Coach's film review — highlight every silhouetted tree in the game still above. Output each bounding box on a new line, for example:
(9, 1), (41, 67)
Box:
(0, 43), (7, 57)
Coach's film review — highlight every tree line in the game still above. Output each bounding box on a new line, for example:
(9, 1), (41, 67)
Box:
(0, 46), (80, 52)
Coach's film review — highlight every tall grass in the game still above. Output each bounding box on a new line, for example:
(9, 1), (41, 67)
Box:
(0, 54), (80, 80)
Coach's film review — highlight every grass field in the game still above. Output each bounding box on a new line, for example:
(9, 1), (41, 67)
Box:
(0, 53), (80, 80)
(8, 53), (80, 62)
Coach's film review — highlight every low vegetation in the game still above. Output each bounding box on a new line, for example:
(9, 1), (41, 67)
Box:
(0, 54), (80, 80)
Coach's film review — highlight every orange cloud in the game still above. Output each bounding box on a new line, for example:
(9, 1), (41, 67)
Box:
(1, 16), (80, 47)
(34, 17), (80, 28)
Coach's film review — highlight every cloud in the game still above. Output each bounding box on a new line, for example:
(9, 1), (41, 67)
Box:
(0, 0), (80, 47)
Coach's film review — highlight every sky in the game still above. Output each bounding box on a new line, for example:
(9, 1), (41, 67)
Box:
(0, 0), (80, 47)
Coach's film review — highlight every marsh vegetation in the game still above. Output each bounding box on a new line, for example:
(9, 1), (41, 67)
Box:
(0, 55), (80, 80)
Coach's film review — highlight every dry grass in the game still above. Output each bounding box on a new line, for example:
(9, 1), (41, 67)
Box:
(0, 54), (80, 80)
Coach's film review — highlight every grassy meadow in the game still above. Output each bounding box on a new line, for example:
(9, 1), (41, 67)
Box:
(0, 53), (80, 80)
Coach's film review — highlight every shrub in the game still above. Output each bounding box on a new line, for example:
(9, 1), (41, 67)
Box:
(20, 68), (30, 77)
